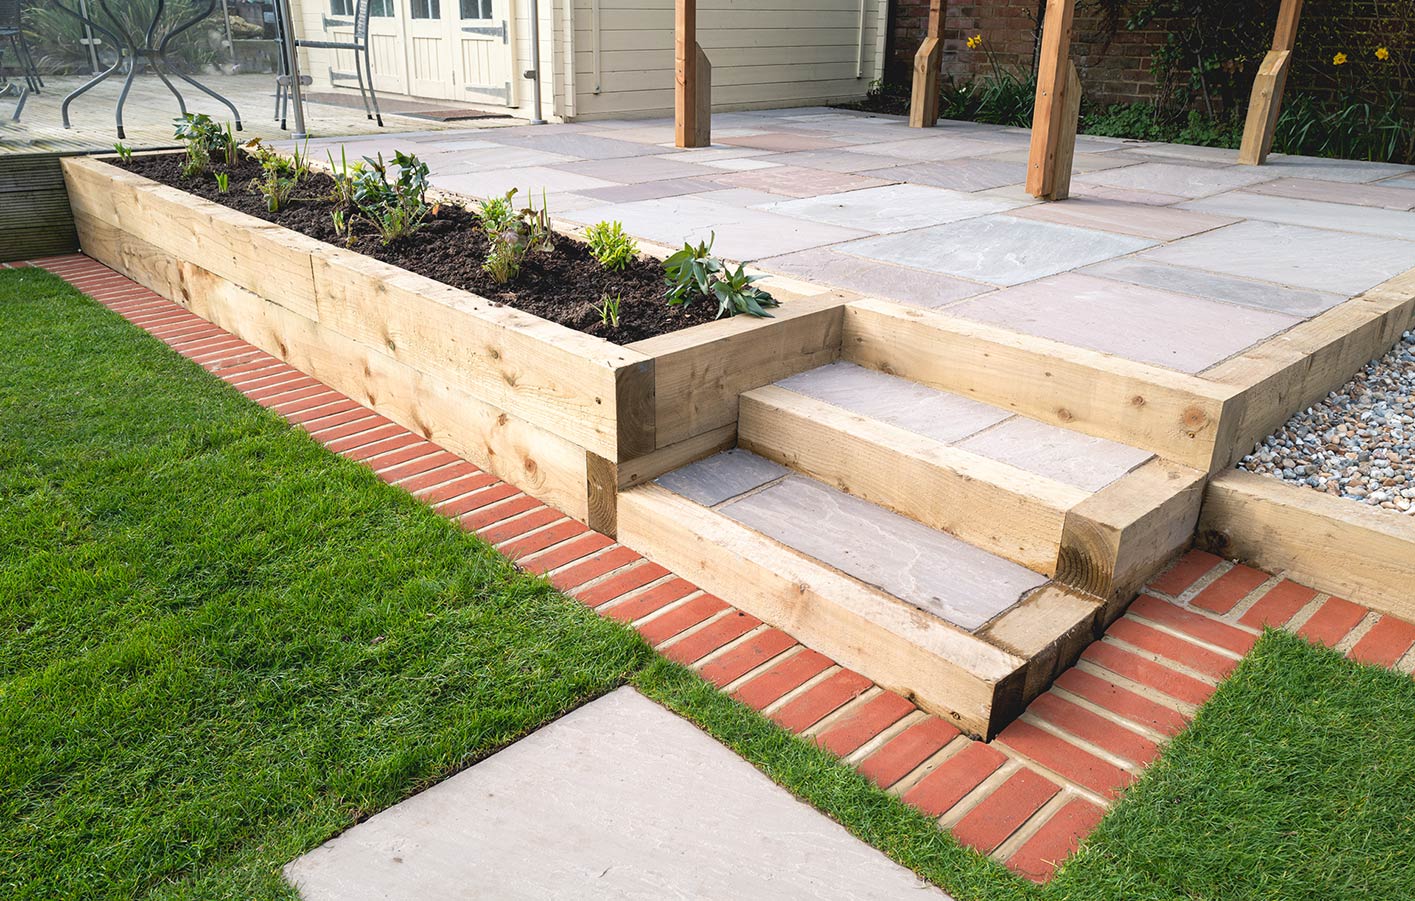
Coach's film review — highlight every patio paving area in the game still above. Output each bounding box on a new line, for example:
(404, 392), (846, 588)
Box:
(298, 107), (1415, 376)
(0, 73), (512, 153)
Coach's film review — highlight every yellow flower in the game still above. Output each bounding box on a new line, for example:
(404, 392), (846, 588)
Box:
(1375, 46), (1390, 61)
(966, 34), (982, 50)
(1333, 51), (1348, 65)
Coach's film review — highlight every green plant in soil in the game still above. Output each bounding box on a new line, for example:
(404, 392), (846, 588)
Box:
(476, 188), (553, 285)
(351, 151), (436, 246)
(113, 141), (133, 163)
(584, 219), (639, 271)
(214, 172), (230, 194)
(245, 138), (311, 215)
(663, 233), (778, 319)
(597, 292), (622, 327)
(173, 113), (229, 178)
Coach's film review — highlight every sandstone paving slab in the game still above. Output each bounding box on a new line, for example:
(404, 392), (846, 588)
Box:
(719, 132), (848, 152)
(285, 688), (950, 901)
(1260, 154), (1414, 183)
(427, 145), (579, 173)
(1180, 191), (1415, 242)
(549, 155), (721, 184)
(432, 166), (616, 199)
(763, 183), (1024, 234)
(479, 130), (671, 160)
(1067, 182), (1189, 206)
(701, 157), (785, 172)
(1241, 177), (1415, 211)
(1004, 196), (1238, 240)
(713, 166), (895, 198)
(860, 158), (1026, 192)
(858, 134), (1021, 162)
(566, 195), (869, 260)
(1140, 220), (1415, 295)
(1075, 161), (1276, 198)
(722, 474), (1048, 631)
(841, 216), (1155, 286)
(756, 248), (988, 308)
(1124, 143), (1244, 165)
(572, 177), (726, 204)
(663, 146), (776, 163)
(946, 272), (1301, 372)
(657, 448), (789, 507)
(775, 361), (1012, 444)
(756, 149), (907, 173)
(1081, 258), (1347, 319)
(955, 416), (1154, 493)
(973, 148), (1149, 173)
(1377, 173), (1415, 190)
(695, 187), (792, 208)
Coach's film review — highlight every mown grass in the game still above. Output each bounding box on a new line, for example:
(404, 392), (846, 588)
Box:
(4, 267), (1413, 901)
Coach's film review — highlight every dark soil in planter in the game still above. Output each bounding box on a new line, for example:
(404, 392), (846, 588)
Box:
(118, 153), (722, 344)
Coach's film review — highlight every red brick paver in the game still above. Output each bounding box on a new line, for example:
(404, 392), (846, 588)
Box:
(29, 256), (1415, 886)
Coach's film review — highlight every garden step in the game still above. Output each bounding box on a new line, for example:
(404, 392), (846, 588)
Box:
(620, 450), (1109, 738)
(738, 361), (1155, 578)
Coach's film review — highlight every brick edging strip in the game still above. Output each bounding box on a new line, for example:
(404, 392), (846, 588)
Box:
(15, 254), (1415, 884)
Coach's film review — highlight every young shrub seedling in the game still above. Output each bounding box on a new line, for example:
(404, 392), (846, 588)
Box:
(663, 232), (778, 319)
(245, 138), (310, 214)
(351, 151), (435, 245)
(597, 292), (622, 328)
(584, 220), (638, 271)
(173, 112), (228, 178)
(113, 142), (133, 163)
(476, 188), (554, 285)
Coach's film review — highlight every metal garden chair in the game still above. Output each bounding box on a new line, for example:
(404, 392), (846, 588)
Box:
(0, 0), (42, 94)
(276, 0), (381, 128)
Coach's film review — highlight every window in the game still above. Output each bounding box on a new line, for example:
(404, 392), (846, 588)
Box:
(330, 0), (352, 16)
(367, 0), (394, 17)
(411, 0), (439, 17)
(459, 0), (491, 19)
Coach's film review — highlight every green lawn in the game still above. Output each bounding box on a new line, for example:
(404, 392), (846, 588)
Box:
(3, 267), (1413, 900)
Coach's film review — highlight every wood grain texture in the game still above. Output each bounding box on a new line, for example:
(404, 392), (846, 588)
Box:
(1238, 0), (1302, 166)
(842, 299), (1240, 471)
(1026, 0), (1077, 197)
(1057, 459), (1207, 614)
(738, 384), (1084, 574)
(674, 0), (700, 147)
(978, 584), (1102, 702)
(1200, 469), (1415, 622)
(618, 482), (1028, 738)
(0, 154), (78, 261)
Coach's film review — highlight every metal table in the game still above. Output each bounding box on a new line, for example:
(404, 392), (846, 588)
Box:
(53, 0), (242, 138)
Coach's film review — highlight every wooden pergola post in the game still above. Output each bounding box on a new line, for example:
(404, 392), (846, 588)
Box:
(1026, 0), (1080, 200)
(908, 0), (945, 128)
(1238, 0), (1302, 165)
(675, 0), (710, 148)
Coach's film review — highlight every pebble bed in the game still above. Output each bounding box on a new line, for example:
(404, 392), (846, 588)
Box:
(1239, 330), (1415, 516)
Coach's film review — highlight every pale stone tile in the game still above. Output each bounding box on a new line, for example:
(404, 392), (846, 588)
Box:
(946, 272), (1301, 372)
(701, 157), (784, 172)
(285, 688), (953, 901)
(718, 132), (848, 152)
(1005, 196), (1238, 240)
(1261, 154), (1414, 183)
(549, 155), (721, 184)
(1080, 258), (1348, 318)
(856, 134), (1021, 162)
(656, 449), (789, 507)
(1076, 161), (1277, 198)
(478, 131), (673, 159)
(432, 166), (616, 199)
(763, 183), (1024, 234)
(1241, 177), (1415, 211)
(776, 361), (1011, 444)
(1141, 220), (1415, 295)
(756, 149), (907, 173)
(860, 158), (1026, 192)
(573, 177), (726, 204)
(956, 417), (1154, 492)
(841, 216), (1155, 286)
(1180, 192), (1415, 241)
(722, 475), (1047, 631)
(756, 248), (988, 308)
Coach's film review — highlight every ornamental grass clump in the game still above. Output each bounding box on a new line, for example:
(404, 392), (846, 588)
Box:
(663, 233), (778, 319)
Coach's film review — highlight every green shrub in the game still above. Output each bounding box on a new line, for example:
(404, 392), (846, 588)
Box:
(663, 233), (778, 319)
(584, 220), (639, 271)
(351, 151), (435, 245)
(476, 188), (553, 285)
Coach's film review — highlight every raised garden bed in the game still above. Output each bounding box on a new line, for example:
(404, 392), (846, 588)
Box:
(63, 154), (849, 532)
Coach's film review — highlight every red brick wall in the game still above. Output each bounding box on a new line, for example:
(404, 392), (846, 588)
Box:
(887, 0), (1171, 106)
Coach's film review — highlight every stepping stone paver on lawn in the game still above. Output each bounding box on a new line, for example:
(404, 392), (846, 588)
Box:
(720, 473), (1049, 631)
(763, 183), (1024, 234)
(1140, 220), (1415, 295)
(945, 272), (1300, 373)
(1081, 258), (1347, 318)
(284, 688), (951, 901)
(841, 216), (1155, 286)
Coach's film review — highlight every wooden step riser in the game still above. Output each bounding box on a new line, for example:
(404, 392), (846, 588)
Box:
(840, 299), (1243, 473)
(618, 483), (1034, 738)
(737, 386), (1083, 576)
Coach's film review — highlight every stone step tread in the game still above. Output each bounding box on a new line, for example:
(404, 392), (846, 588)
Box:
(773, 361), (1154, 494)
(656, 449), (1049, 632)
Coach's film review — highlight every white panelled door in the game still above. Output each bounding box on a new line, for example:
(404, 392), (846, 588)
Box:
(452, 0), (515, 107)
(363, 0), (409, 95)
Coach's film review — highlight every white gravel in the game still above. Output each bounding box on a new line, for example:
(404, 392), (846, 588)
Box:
(1239, 330), (1415, 515)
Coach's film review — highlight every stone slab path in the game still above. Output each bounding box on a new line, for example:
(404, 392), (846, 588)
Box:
(18, 254), (1415, 890)
(285, 687), (950, 900)
(289, 106), (1415, 376)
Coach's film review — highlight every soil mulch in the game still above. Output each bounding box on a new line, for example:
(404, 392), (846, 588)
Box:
(118, 153), (720, 344)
